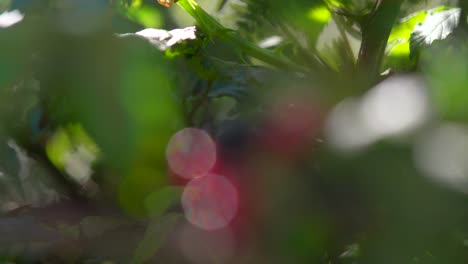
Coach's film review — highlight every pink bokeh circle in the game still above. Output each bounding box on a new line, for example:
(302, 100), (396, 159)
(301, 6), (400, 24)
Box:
(166, 128), (216, 179)
(182, 173), (238, 230)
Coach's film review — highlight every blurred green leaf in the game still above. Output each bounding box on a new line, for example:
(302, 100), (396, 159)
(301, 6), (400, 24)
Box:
(144, 186), (182, 217)
(131, 213), (180, 264)
(118, 166), (168, 218)
(123, 5), (163, 28)
(421, 39), (468, 122)
(46, 127), (73, 171)
(0, 0), (12, 12)
(46, 124), (99, 172)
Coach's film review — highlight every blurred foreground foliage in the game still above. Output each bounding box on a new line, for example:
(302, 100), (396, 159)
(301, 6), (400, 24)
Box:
(1, 0), (468, 263)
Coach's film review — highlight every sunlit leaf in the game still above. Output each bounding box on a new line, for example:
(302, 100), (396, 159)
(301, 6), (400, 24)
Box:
(120, 26), (196, 49)
(46, 128), (73, 171)
(384, 9), (427, 69)
(410, 7), (460, 57)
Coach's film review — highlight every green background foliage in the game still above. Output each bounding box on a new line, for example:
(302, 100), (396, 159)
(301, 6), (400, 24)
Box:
(1, 0), (468, 262)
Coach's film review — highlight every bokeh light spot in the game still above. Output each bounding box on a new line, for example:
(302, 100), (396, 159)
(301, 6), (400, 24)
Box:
(0, 10), (24, 28)
(182, 174), (238, 230)
(326, 74), (430, 153)
(166, 128), (216, 179)
(308, 6), (331, 23)
(361, 75), (430, 137)
(414, 123), (468, 193)
(325, 98), (378, 152)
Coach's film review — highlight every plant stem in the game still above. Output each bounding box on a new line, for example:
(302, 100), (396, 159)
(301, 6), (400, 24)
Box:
(357, 0), (404, 87)
(176, 0), (309, 73)
(457, 1), (468, 32)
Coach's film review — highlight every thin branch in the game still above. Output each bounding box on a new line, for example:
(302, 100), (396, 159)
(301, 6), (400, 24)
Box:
(333, 14), (356, 63)
(275, 21), (334, 73)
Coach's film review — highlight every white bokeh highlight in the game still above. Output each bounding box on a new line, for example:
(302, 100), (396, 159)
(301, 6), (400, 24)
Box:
(414, 123), (468, 193)
(361, 75), (430, 137)
(326, 75), (431, 152)
(325, 98), (378, 152)
(0, 10), (24, 28)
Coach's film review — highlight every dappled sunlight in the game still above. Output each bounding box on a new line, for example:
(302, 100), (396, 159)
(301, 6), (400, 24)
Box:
(181, 173), (238, 230)
(166, 128), (217, 179)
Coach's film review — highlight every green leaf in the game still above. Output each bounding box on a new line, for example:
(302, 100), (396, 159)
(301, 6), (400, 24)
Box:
(144, 186), (182, 217)
(384, 9), (427, 69)
(131, 213), (180, 264)
(410, 7), (460, 57)
(421, 40), (468, 122)
(118, 168), (168, 218)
